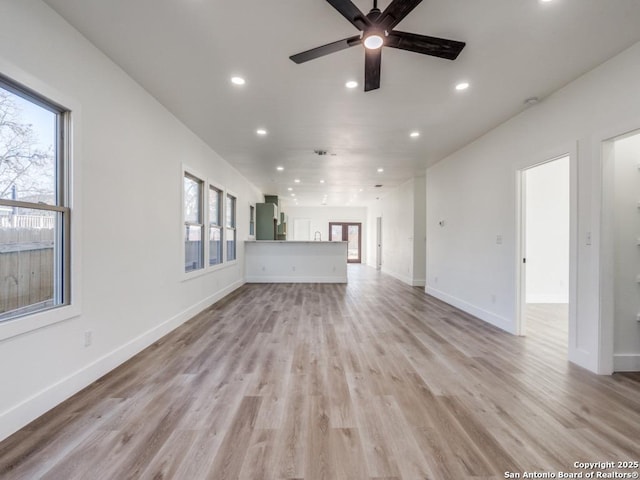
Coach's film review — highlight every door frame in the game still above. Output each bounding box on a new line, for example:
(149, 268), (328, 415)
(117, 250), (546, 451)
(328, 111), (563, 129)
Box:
(329, 222), (362, 263)
(599, 126), (640, 373)
(515, 152), (577, 352)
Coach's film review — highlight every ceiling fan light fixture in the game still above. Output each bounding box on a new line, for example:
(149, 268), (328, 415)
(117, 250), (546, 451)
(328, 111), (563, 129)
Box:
(363, 32), (384, 50)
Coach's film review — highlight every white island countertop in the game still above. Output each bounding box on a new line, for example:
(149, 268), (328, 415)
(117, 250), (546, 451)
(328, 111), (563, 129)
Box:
(244, 240), (347, 283)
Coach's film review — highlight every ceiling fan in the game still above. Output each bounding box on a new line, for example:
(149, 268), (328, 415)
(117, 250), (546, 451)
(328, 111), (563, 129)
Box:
(289, 0), (466, 92)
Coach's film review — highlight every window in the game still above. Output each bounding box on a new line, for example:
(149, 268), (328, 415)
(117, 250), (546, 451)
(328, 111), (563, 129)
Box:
(209, 185), (223, 266)
(184, 173), (203, 272)
(226, 193), (236, 261)
(249, 205), (255, 237)
(0, 76), (70, 321)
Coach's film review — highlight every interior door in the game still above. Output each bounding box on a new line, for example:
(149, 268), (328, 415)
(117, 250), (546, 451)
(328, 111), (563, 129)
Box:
(329, 222), (361, 263)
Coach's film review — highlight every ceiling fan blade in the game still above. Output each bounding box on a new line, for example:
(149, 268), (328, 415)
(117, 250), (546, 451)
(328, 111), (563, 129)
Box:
(364, 48), (381, 92)
(290, 35), (362, 64)
(326, 0), (371, 31)
(386, 31), (465, 60)
(377, 0), (423, 31)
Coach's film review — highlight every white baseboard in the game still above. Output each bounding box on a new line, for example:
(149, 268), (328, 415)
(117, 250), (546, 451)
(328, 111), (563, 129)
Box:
(382, 269), (425, 287)
(425, 286), (515, 334)
(0, 280), (244, 442)
(245, 275), (346, 283)
(613, 354), (640, 372)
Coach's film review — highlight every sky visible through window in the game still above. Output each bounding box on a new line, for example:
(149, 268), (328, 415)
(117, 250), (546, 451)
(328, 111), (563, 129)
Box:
(0, 86), (56, 204)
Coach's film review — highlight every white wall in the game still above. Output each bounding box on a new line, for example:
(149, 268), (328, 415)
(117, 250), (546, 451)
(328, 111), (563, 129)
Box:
(366, 177), (426, 286)
(613, 133), (640, 366)
(413, 175), (427, 286)
(0, 0), (263, 441)
(285, 205), (367, 262)
(525, 157), (570, 304)
(427, 40), (640, 373)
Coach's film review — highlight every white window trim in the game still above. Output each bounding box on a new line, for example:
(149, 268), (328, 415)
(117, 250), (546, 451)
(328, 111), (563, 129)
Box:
(248, 201), (256, 241)
(0, 62), (82, 341)
(225, 189), (238, 265)
(180, 168), (239, 281)
(181, 165), (206, 279)
(207, 181), (225, 271)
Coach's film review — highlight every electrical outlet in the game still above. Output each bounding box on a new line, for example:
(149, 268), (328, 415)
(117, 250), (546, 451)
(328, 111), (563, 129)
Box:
(84, 330), (92, 347)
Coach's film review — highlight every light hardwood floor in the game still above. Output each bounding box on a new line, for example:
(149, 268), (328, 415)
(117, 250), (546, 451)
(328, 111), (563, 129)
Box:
(1, 266), (639, 479)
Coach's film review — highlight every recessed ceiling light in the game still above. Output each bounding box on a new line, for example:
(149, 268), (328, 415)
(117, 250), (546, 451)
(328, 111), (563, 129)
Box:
(294, 179), (300, 183)
(320, 179), (325, 184)
(231, 76), (246, 85)
(287, 187), (293, 191)
(377, 168), (384, 173)
(359, 188), (364, 192)
(346, 80), (358, 89)
(256, 128), (267, 135)
(410, 131), (420, 138)
(455, 82), (470, 91)
(276, 166), (284, 171)
(291, 193), (296, 197)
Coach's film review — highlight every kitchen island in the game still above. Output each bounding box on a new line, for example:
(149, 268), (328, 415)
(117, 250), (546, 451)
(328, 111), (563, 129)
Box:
(245, 240), (347, 283)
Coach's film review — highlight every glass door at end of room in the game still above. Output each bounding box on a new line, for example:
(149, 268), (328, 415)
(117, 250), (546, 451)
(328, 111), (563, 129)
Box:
(329, 222), (362, 263)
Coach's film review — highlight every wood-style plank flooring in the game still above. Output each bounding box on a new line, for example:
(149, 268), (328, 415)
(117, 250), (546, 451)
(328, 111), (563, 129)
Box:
(1, 266), (639, 479)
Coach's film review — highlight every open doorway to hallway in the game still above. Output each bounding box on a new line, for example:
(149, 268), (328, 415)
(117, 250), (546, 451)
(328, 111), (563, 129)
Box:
(519, 156), (570, 347)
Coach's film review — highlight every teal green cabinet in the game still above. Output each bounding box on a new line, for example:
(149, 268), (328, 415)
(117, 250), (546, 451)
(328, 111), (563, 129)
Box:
(256, 203), (278, 240)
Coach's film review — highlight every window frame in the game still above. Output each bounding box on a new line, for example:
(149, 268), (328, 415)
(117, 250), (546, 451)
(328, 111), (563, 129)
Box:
(0, 70), (79, 340)
(225, 192), (237, 263)
(0, 74), (73, 322)
(248, 203), (256, 239)
(183, 171), (205, 274)
(181, 166), (239, 280)
(208, 184), (224, 267)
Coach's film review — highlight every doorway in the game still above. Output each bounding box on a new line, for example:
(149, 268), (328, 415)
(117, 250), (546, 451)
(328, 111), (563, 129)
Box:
(601, 129), (640, 373)
(329, 222), (362, 263)
(518, 156), (570, 344)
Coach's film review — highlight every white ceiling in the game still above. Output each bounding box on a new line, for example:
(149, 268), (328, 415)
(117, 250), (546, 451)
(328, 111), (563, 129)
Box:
(43, 0), (640, 206)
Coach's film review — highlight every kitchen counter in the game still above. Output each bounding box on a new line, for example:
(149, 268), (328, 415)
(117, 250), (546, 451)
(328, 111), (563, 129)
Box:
(244, 240), (347, 283)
